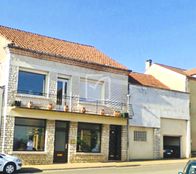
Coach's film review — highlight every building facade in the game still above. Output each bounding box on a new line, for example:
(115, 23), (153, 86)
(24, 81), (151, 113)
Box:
(0, 26), (130, 164)
(145, 61), (196, 155)
(128, 72), (190, 160)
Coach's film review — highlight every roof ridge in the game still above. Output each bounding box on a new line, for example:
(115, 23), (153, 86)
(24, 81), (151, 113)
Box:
(0, 25), (94, 48)
(131, 71), (152, 76)
(155, 63), (186, 71)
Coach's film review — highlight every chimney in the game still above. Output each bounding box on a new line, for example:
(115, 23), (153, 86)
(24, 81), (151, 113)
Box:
(145, 59), (152, 71)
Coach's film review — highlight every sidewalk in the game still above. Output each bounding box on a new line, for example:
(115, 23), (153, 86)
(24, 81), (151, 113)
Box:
(23, 158), (194, 172)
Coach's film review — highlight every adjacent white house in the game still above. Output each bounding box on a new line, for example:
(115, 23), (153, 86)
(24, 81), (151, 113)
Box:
(128, 72), (190, 160)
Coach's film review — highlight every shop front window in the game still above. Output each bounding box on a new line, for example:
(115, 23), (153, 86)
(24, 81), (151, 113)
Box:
(77, 123), (101, 153)
(13, 118), (46, 151)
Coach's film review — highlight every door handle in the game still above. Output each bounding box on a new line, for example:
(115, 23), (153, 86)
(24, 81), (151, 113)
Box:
(65, 144), (68, 149)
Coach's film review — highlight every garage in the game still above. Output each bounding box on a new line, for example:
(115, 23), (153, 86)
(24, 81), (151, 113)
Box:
(163, 136), (181, 159)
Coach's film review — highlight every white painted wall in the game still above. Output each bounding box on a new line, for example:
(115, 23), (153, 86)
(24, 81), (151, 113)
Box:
(10, 53), (128, 104)
(129, 126), (154, 160)
(145, 64), (187, 92)
(129, 85), (190, 128)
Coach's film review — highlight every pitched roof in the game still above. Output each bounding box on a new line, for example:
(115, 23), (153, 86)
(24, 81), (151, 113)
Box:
(155, 63), (196, 77)
(185, 68), (196, 76)
(129, 72), (170, 90)
(0, 25), (127, 70)
(155, 63), (187, 75)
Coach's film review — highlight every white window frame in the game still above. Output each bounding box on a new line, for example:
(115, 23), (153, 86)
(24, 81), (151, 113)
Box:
(17, 67), (49, 98)
(79, 78), (104, 101)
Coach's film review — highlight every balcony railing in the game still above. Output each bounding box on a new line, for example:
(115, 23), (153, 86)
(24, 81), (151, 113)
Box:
(11, 91), (131, 117)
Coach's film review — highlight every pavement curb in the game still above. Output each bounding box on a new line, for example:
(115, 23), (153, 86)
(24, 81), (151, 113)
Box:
(22, 158), (193, 172)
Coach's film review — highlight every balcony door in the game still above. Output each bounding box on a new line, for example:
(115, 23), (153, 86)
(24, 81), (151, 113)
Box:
(57, 79), (68, 110)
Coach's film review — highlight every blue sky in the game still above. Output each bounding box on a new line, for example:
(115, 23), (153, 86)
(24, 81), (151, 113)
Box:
(0, 0), (196, 72)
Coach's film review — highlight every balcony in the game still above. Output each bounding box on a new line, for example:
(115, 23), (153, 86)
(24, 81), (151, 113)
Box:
(11, 91), (131, 118)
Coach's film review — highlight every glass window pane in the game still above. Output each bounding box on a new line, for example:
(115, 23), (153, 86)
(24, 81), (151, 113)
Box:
(18, 71), (46, 96)
(80, 80), (103, 100)
(77, 123), (101, 153)
(15, 118), (45, 127)
(14, 118), (46, 151)
(54, 131), (66, 151)
(57, 81), (63, 105)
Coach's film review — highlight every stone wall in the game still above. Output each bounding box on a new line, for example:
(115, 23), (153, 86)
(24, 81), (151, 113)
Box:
(153, 128), (161, 159)
(121, 125), (128, 161)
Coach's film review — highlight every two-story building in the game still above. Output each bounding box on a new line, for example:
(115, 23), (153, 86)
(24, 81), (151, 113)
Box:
(0, 25), (130, 164)
(128, 72), (190, 160)
(145, 60), (195, 156)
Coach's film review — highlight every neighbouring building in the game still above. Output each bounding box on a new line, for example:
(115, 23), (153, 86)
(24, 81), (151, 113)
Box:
(145, 60), (196, 156)
(128, 72), (190, 160)
(0, 25), (130, 165)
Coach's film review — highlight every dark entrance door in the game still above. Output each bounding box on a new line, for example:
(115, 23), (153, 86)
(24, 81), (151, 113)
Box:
(53, 121), (69, 163)
(109, 125), (121, 160)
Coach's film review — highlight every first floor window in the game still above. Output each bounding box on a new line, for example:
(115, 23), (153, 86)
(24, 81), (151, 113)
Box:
(17, 70), (46, 96)
(80, 79), (103, 101)
(13, 118), (46, 151)
(77, 123), (101, 153)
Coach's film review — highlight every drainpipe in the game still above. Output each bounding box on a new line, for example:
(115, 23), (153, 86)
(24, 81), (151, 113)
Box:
(127, 92), (134, 161)
(0, 86), (5, 134)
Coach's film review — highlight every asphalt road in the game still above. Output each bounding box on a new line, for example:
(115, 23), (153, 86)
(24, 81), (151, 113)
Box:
(19, 162), (187, 174)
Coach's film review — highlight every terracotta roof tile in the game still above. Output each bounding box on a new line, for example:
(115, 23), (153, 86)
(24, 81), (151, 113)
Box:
(0, 25), (127, 70)
(129, 72), (170, 90)
(185, 68), (196, 76)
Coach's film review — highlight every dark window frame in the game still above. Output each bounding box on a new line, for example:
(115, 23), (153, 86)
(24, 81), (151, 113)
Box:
(77, 122), (102, 153)
(13, 117), (46, 152)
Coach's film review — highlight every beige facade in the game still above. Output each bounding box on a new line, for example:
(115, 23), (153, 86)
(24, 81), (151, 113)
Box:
(160, 118), (189, 158)
(129, 126), (154, 160)
(188, 78), (196, 151)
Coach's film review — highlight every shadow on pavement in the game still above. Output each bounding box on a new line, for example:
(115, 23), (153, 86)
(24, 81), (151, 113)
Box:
(18, 168), (43, 173)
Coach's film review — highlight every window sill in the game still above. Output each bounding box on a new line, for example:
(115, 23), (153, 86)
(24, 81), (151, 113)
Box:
(12, 151), (47, 155)
(76, 152), (102, 155)
(16, 93), (49, 100)
(79, 101), (105, 106)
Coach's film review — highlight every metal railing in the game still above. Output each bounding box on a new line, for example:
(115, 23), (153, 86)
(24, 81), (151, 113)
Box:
(11, 90), (132, 117)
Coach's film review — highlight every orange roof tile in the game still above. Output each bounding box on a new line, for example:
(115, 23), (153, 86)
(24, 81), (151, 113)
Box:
(185, 68), (196, 76)
(129, 72), (170, 90)
(0, 25), (127, 70)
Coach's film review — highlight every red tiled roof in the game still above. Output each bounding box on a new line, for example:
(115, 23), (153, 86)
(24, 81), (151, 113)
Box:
(129, 72), (170, 90)
(0, 25), (127, 70)
(185, 68), (196, 76)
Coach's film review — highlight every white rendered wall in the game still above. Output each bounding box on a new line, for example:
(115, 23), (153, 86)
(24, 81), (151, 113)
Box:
(129, 85), (190, 128)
